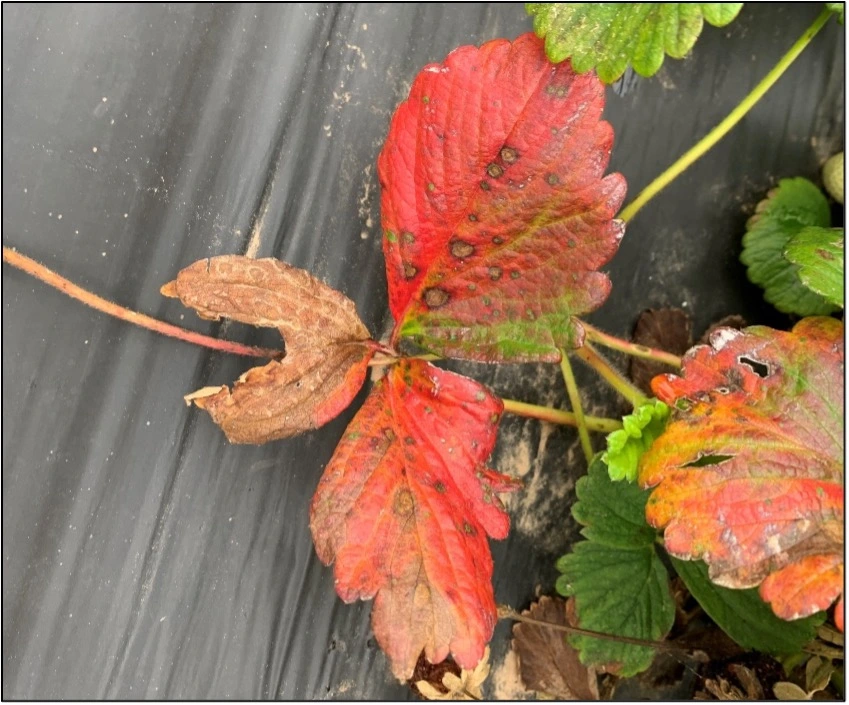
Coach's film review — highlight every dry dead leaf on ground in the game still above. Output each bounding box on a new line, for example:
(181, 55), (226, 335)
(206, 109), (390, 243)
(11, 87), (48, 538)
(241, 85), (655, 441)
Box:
(629, 308), (692, 394)
(511, 596), (599, 700)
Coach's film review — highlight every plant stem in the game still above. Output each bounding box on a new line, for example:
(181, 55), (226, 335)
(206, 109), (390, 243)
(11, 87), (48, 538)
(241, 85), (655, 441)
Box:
(574, 342), (648, 408)
(582, 322), (682, 368)
(559, 352), (594, 462)
(618, 7), (833, 224)
(501, 398), (622, 433)
(3, 246), (278, 358)
(498, 605), (692, 655)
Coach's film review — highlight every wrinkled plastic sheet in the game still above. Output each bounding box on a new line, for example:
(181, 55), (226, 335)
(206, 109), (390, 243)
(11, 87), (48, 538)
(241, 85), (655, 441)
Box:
(2, 3), (843, 699)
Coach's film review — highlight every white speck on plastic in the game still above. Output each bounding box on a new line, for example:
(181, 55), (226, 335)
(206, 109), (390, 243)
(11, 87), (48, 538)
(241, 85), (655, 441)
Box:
(101, 97), (107, 102)
(57, 214), (62, 220)
(92, 146), (98, 153)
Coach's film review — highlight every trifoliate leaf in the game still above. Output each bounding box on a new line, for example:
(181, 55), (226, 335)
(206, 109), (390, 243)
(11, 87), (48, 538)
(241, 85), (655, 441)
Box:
(741, 178), (837, 316)
(603, 399), (669, 482)
(671, 558), (824, 656)
(526, 3), (743, 83)
(822, 151), (844, 202)
(826, 2), (845, 24)
(556, 455), (674, 676)
(784, 226), (844, 308)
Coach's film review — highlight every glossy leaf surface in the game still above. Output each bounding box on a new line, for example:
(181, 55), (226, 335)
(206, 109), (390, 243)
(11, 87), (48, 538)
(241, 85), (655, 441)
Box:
(741, 178), (837, 316)
(642, 317), (844, 621)
(784, 226), (844, 308)
(310, 359), (518, 679)
(526, 3), (743, 82)
(379, 33), (626, 362)
(163, 256), (375, 442)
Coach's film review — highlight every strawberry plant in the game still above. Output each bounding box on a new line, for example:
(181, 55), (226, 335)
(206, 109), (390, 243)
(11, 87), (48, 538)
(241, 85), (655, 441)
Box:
(3, 2), (844, 698)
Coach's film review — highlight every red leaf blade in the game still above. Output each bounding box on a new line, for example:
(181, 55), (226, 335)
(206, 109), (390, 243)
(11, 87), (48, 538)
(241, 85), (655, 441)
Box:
(310, 359), (514, 678)
(378, 33), (626, 362)
(640, 318), (844, 620)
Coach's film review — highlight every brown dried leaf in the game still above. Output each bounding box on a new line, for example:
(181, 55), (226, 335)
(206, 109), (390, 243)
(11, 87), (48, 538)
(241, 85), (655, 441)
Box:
(629, 308), (692, 394)
(727, 665), (764, 699)
(512, 596), (599, 700)
(161, 256), (370, 349)
(163, 256), (377, 443)
(187, 342), (374, 444)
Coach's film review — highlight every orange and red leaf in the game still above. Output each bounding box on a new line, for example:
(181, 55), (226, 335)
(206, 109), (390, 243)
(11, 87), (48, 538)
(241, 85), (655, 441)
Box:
(640, 317), (844, 622)
(310, 359), (517, 679)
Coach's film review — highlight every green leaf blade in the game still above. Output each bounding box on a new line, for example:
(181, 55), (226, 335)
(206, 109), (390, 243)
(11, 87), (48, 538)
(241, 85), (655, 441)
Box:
(572, 455), (658, 548)
(672, 557), (825, 655)
(556, 542), (674, 676)
(526, 3), (743, 83)
(741, 177), (838, 316)
(556, 455), (674, 676)
(784, 226), (844, 308)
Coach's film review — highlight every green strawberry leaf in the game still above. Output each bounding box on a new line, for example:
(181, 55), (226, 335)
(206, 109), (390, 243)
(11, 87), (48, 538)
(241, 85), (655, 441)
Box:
(671, 558), (825, 656)
(784, 226), (844, 308)
(526, 3), (743, 83)
(556, 456), (674, 676)
(741, 178), (838, 316)
(603, 399), (670, 482)
(572, 454), (659, 548)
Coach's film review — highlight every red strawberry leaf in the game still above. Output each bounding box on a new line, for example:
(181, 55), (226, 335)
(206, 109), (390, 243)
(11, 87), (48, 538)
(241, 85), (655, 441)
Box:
(640, 317), (844, 622)
(378, 33), (626, 362)
(310, 359), (519, 679)
(163, 255), (377, 442)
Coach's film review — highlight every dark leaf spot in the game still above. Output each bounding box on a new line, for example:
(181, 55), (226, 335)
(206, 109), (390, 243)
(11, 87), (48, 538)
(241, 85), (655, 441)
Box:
(423, 287), (450, 308)
(450, 239), (475, 258)
(486, 163), (504, 178)
(393, 489), (415, 516)
(488, 266), (502, 280)
(500, 147), (518, 164)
